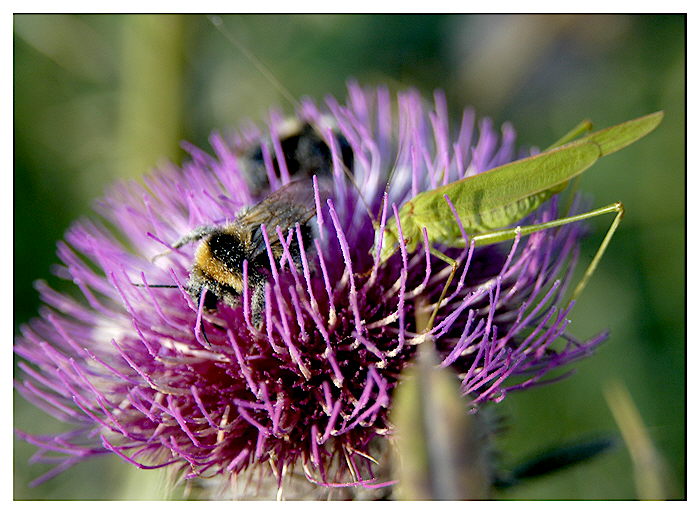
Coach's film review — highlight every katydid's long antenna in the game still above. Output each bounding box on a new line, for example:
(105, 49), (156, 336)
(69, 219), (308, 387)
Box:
(342, 159), (377, 226)
(318, 125), (378, 227)
(208, 15), (377, 228)
(207, 15), (300, 110)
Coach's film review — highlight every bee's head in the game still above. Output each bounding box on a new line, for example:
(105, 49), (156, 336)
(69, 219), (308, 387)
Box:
(200, 287), (221, 311)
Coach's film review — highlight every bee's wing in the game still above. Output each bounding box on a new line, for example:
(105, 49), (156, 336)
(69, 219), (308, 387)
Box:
(261, 181), (327, 213)
(240, 181), (323, 227)
(240, 180), (329, 260)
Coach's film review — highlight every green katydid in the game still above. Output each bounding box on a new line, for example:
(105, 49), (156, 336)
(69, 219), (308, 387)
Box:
(378, 111), (663, 329)
(207, 15), (661, 324)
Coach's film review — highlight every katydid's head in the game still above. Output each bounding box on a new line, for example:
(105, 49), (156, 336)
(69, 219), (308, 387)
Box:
(379, 227), (399, 263)
(379, 212), (419, 264)
(16, 83), (616, 498)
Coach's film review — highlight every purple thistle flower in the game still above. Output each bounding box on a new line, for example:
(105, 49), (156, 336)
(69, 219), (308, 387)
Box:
(15, 83), (606, 496)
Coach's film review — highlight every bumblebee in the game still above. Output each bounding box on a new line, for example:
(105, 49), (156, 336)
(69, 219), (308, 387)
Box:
(144, 119), (352, 327)
(242, 118), (354, 196)
(173, 181), (323, 326)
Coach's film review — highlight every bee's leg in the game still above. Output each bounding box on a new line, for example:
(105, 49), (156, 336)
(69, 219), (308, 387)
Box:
(192, 287), (213, 347)
(199, 320), (213, 347)
(251, 280), (267, 328)
(194, 279), (243, 315)
(186, 269), (217, 309)
(172, 225), (220, 249)
(187, 274), (229, 346)
(287, 223), (313, 270)
(151, 225), (221, 263)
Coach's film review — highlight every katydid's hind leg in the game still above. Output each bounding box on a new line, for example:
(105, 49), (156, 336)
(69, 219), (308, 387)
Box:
(469, 202), (625, 305)
(569, 202), (625, 302)
(543, 119), (593, 151)
(426, 247), (460, 332)
(563, 175), (583, 215)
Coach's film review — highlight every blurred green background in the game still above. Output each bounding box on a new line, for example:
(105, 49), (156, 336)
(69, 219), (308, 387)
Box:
(14, 14), (685, 499)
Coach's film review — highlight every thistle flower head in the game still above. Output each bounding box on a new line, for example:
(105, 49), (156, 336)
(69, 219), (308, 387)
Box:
(15, 83), (606, 496)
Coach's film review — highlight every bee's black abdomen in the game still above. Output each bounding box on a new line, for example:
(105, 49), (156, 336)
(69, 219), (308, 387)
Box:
(247, 124), (354, 192)
(291, 124), (354, 178)
(338, 132), (354, 176)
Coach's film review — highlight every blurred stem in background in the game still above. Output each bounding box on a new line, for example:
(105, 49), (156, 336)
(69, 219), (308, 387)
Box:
(114, 15), (186, 498)
(14, 14), (187, 500)
(118, 14), (185, 180)
(605, 381), (676, 500)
